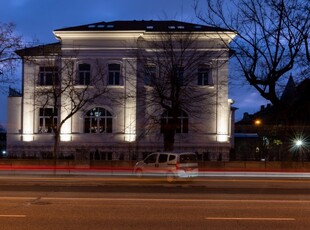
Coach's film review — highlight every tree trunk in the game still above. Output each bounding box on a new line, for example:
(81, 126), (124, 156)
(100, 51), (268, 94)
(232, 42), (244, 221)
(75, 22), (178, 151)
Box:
(164, 130), (175, 151)
(53, 130), (60, 168)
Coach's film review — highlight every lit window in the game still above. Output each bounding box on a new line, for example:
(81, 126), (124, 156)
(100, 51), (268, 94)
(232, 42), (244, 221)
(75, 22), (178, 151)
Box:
(198, 67), (213, 86)
(160, 110), (188, 134)
(38, 108), (58, 133)
(108, 64), (121, 85)
(144, 66), (156, 86)
(39, 67), (59, 86)
(78, 63), (91, 85)
(84, 107), (113, 133)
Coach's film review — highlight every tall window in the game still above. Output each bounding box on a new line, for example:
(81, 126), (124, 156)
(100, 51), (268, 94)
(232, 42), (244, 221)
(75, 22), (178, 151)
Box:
(78, 63), (91, 85)
(198, 67), (212, 86)
(176, 67), (184, 86)
(84, 107), (113, 133)
(108, 64), (121, 85)
(38, 108), (58, 133)
(39, 67), (59, 86)
(144, 66), (156, 86)
(160, 110), (188, 134)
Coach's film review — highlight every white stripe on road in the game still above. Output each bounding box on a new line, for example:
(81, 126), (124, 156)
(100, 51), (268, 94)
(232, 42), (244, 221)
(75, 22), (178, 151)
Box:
(205, 217), (295, 221)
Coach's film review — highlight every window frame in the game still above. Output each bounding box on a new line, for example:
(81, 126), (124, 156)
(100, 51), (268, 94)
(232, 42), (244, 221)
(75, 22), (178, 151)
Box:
(108, 63), (121, 86)
(84, 107), (113, 134)
(38, 108), (58, 133)
(144, 65), (156, 86)
(160, 110), (189, 134)
(38, 66), (59, 86)
(77, 63), (91, 85)
(198, 66), (213, 86)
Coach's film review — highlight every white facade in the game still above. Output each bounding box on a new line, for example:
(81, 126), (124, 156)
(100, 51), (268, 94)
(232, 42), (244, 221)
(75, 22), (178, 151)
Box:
(7, 20), (236, 161)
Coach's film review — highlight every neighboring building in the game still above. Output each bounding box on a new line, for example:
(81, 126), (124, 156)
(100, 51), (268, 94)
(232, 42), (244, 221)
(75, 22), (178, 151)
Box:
(7, 20), (236, 161)
(0, 124), (6, 158)
(234, 77), (310, 161)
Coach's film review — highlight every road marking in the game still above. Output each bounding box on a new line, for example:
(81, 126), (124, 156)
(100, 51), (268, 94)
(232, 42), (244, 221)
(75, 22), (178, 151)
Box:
(205, 217), (295, 221)
(0, 215), (26, 218)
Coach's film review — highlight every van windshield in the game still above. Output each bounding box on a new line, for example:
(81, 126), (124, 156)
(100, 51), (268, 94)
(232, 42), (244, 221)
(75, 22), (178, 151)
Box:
(180, 154), (197, 163)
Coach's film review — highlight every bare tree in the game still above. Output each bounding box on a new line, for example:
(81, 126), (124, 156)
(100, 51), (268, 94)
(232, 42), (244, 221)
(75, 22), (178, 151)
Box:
(134, 31), (228, 151)
(18, 44), (109, 159)
(0, 22), (23, 90)
(195, 0), (308, 106)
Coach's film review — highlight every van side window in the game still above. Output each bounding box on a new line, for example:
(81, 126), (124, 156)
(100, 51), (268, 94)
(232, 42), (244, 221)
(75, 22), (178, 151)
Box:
(168, 155), (176, 162)
(158, 154), (168, 163)
(144, 154), (157, 164)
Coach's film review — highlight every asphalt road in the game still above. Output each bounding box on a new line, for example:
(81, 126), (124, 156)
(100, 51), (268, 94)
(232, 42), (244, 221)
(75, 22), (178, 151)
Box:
(0, 175), (310, 230)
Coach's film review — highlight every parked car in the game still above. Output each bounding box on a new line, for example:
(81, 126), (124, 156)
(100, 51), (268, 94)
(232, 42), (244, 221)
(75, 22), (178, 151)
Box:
(134, 152), (199, 182)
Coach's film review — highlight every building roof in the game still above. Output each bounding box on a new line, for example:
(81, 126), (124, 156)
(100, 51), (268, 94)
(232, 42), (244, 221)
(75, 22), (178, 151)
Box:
(54, 20), (233, 33)
(15, 42), (60, 57)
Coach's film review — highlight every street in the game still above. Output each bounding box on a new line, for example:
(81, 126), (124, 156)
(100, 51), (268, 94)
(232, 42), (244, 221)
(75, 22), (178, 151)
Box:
(0, 175), (310, 230)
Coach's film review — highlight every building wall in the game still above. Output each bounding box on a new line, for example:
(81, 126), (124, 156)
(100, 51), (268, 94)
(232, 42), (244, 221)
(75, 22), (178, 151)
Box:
(7, 29), (233, 161)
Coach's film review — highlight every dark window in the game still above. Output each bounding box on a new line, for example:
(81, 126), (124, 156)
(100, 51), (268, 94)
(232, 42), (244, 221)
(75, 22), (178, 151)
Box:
(39, 67), (59, 86)
(144, 66), (156, 86)
(84, 107), (113, 133)
(78, 64), (91, 85)
(168, 155), (176, 162)
(144, 154), (157, 164)
(108, 64), (121, 85)
(177, 67), (184, 86)
(158, 154), (168, 163)
(38, 108), (58, 133)
(198, 67), (212, 86)
(160, 110), (188, 134)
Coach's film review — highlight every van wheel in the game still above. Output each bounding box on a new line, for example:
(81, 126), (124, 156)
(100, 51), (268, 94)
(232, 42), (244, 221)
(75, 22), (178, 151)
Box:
(166, 172), (175, 183)
(135, 169), (143, 178)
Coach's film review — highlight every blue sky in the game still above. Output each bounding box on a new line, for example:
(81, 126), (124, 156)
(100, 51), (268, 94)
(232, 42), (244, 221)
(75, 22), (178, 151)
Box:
(0, 0), (268, 128)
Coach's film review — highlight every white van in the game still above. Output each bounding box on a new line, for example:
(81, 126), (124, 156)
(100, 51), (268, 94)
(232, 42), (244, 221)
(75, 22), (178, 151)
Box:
(134, 152), (199, 182)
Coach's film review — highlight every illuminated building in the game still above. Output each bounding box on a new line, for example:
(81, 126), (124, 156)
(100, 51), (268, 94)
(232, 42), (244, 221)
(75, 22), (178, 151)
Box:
(7, 20), (236, 161)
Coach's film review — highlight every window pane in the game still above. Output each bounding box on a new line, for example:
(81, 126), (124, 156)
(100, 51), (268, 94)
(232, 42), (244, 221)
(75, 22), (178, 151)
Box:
(90, 118), (97, 133)
(145, 154), (157, 164)
(114, 72), (120, 85)
(85, 72), (90, 85)
(99, 118), (105, 133)
(183, 118), (188, 133)
(109, 72), (114, 85)
(79, 64), (90, 71)
(107, 118), (112, 133)
(158, 154), (168, 163)
(84, 118), (90, 133)
(108, 64), (120, 70)
(84, 107), (113, 134)
(198, 68), (210, 86)
(144, 66), (156, 85)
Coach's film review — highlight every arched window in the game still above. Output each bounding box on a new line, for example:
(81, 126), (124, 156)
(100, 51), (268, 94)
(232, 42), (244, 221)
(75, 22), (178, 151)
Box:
(160, 110), (188, 134)
(84, 107), (113, 133)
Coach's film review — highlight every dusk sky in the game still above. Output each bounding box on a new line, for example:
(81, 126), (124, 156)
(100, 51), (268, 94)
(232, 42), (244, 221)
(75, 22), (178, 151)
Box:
(0, 0), (268, 128)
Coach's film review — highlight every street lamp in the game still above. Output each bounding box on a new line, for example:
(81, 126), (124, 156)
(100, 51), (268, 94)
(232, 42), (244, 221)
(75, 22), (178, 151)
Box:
(296, 140), (303, 147)
(254, 119), (262, 126)
(295, 139), (303, 162)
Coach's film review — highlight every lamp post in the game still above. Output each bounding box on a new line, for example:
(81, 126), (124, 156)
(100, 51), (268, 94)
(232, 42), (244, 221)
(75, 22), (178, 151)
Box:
(254, 119), (262, 161)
